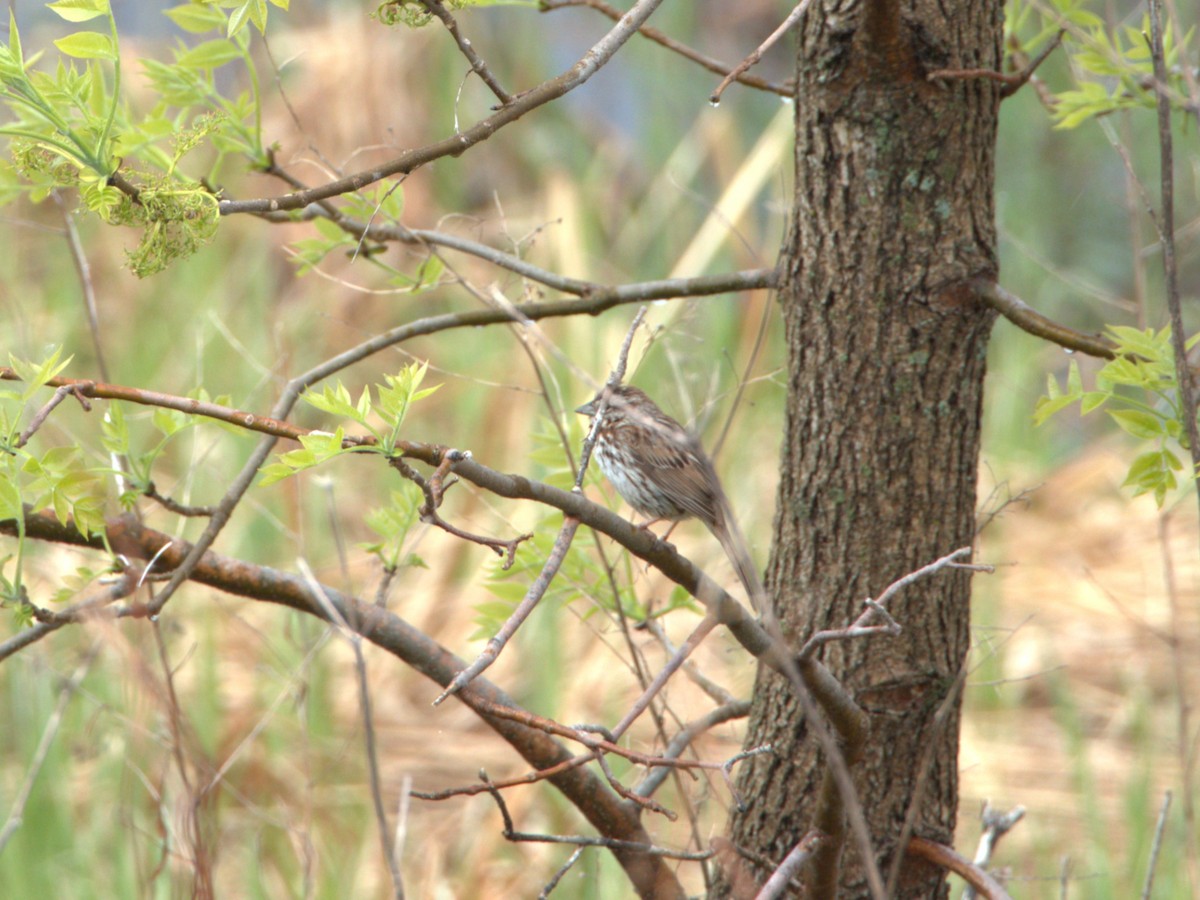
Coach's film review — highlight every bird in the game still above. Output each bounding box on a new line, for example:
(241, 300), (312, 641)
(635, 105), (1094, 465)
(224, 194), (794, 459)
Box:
(576, 383), (766, 612)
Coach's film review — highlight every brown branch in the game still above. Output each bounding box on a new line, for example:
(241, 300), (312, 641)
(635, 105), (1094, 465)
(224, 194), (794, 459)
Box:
(972, 278), (1118, 359)
(307, 209), (778, 300)
(391, 455), (529, 568)
(928, 30), (1065, 99)
(217, 0), (668, 215)
(539, 0), (792, 98)
(1149, 0), (1200, 543)
(0, 265), (775, 440)
(907, 836), (1013, 899)
(419, 0), (512, 104)
(15, 383), (90, 448)
(632, 700), (752, 799)
(480, 773), (711, 860)
(0, 509), (685, 899)
(433, 514), (577, 704)
(710, 0), (812, 105)
(144, 483), (217, 518)
(799, 547), (980, 660)
(474, 698), (748, 776)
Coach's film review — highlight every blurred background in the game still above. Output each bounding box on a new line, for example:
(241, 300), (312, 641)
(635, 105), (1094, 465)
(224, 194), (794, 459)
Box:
(0, 0), (1196, 896)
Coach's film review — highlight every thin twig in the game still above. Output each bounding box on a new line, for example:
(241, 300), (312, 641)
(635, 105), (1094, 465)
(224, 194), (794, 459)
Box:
(633, 700), (752, 799)
(216, 0), (669, 215)
(15, 383), (90, 448)
(973, 279), (1117, 359)
(928, 30), (1064, 99)
(907, 836), (1013, 899)
(479, 776), (711, 860)
(710, 0), (813, 105)
(420, 0), (511, 103)
(1141, 791), (1172, 900)
(539, 0), (792, 98)
(144, 483), (217, 518)
(539, 845), (585, 898)
(755, 831), (824, 900)
(799, 547), (976, 660)
(298, 560), (405, 900)
(962, 802), (1025, 900)
(0, 644), (99, 853)
(432, 515), (578, 704)
(392, 455), (530, 567)
(1148, 0), (1200, 554)
(885, 669), (968, 897)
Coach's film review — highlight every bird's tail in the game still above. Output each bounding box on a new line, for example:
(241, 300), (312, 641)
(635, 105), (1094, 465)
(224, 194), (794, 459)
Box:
(711, 500), (769, 615)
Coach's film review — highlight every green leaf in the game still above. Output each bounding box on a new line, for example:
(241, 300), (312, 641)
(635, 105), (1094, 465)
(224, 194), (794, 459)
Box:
(1122, 450), (1178, 508)
(1106, 325), (1169, 361)
(47, 0), (109, 23)
(164, 3), (228, 33)
(1108, 408), (1164, 440)
(1079, 391), (1109, 415)
(9, 348), (72, 400)
(53, 32), (116, 61)
(1065, 359), (1083, 396)
(100, 402), (128, 455)
(259, 428), (348, 485)
(0, 475), (21, 521)
(176, 39), (242, 70)
(303, 382), (372, 428)
(1033, 394), (1076, 426)
(7, 12), (23, 69)
(152, 406), (191, 437)
(226, 0), (268, 36)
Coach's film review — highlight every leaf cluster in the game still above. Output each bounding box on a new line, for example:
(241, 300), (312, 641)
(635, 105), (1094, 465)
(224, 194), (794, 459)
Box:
(1035, 326), (1200, 505)
(259, 362), (440, 485)
(1008, 0), (1195, 128)
(0, 350), (108, 612)
(0, 0), (279, 275)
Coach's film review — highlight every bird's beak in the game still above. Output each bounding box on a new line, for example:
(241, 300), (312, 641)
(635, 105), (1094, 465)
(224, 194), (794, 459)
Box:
(575, 399), (596, 416)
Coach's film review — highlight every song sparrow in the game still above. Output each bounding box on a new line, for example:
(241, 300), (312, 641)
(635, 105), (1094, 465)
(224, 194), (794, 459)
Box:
(576, 384), (766, 611)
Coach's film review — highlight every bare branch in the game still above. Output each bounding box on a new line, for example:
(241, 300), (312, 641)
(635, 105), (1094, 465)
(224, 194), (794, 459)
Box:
(962, 802), (1024, 900)
(1148, 0), (1200, 551)
(972, 278), (1117, 359)
(540, 0), (792, 98)
(1141, 791), (1173, 900)
(433, 515), (576, 704)
(217, 0), (669, 215)
(298, 561), (405, 899)
(15, 383), (90, 448)
(419, 0), (512, 104)
(710, 0), (812, 105)
(480, 774), (711, 860)
(906, 836), (1013, 899)
(928, 30), (1064, 99)
(0, 644), (99, 853)
(756, 831), (825, 900)
(799, 547), (976, 660)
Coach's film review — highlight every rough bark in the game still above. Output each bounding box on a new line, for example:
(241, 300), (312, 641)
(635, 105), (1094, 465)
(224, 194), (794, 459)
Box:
(723, 1), (1002, 896)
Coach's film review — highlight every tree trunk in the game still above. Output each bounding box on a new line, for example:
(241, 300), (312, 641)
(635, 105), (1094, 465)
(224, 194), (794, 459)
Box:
(724, 2), (1002, 896)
